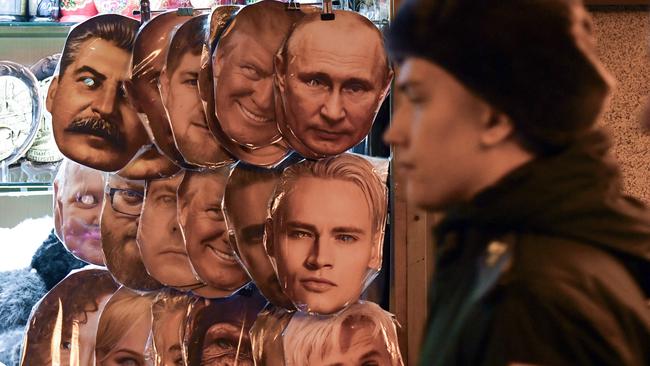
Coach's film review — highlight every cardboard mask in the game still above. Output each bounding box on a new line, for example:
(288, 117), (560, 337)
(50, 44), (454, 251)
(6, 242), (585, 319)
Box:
(223, 162), (293, 309)
(137, 171), (204, 292)
(95, 287), (156, 364)
(275, 10), (393, 159)
(48, 14), (148, 172)
(53, 158), (106, 265)
(201, 2), (303, 167)
(101, 172), (163, 291)
(250, 305), (293, 366)
(183, 285), (267, 366)
(177, 167), (251, 298)
(151, 289), (195, 366)
(266, 154), (388, 315)
(127, 10), (196, 168)
(283, 301), (404, 366)
(22, 268), (118, 366)
(160, 14), (234, 169)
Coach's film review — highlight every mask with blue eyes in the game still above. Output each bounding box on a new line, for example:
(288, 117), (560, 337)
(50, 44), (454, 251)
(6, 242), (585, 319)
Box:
(53, 158), (107, 266)
(266, 153), (389, 315)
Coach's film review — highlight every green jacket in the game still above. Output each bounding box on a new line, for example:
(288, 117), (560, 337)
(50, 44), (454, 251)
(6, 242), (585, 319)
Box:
(419, 132), (650, 366)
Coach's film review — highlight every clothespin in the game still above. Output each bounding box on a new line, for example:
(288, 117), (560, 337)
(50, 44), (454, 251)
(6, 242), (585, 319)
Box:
(139, 0), (151, 23)
(321, 0), (335, 20)
(286, 0), (301, 11)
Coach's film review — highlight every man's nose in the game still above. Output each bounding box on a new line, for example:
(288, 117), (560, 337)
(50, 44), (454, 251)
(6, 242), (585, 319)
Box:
(305, 237), (334, 269)
(383, 103), (409, 147)
(320, 90), (346, 124)
(251, 77), (274, 115)
(170, 213), (181, 236)
(91, 85), (118, 116)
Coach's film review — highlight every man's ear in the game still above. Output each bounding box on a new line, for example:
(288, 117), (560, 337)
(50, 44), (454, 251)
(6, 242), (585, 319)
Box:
(46, 76), (59, 113)
(274, 52), (286, 94)
(480, 110), (515, 148)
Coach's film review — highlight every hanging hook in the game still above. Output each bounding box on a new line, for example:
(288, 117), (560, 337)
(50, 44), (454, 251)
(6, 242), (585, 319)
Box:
(139, 0), (151, 23)
(321, 0), (335, 20)
(133, 5), (210, 18)
(285, 0), (340, 13)
(286, 0), (301, 11)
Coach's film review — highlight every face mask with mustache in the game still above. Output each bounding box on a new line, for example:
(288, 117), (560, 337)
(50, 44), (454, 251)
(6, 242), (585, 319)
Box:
(65, 117), (125, 149)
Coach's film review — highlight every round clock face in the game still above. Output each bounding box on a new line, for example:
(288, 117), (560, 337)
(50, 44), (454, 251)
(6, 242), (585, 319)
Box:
(26, 76), (64, 163)
(0, 62), (41, 165)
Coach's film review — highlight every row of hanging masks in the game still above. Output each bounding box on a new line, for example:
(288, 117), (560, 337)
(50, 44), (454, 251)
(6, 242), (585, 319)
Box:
(24, 1), (402, 365)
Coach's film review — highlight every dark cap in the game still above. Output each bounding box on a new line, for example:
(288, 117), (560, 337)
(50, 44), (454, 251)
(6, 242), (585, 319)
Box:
(387, 0), (613, 154)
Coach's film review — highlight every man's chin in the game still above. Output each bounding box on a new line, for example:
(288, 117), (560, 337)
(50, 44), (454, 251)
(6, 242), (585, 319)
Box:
(118, 152), (180, 179)
(298, 298), (341, 315)
(155, 269), (198, 288)
(261, 277), (293, 308)
(303, 138), (351, 157)
(223, 114), (278, 146)
(180, 144), (226, 165)
(70, 242), (104, 264)
(61, 145), (129, 172)
(201, 274), (247, 294)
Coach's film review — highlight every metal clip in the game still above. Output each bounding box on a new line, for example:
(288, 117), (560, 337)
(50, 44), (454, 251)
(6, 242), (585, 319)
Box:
(139, 0), (151, 23)
(285, 0), (340, 11)
(286, 0), (301, 11)
(321, 0), (335, 20)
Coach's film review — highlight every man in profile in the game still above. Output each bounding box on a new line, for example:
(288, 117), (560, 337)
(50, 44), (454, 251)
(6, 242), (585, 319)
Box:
(119, 11), (194, 180)
(126, 11), (194, 171)
(177, 168), (250, 298)
(275, 11), (392, 159)
(101, 173), (162, 291)
(137, 172), (203, 291)
(48, 14), (148, 172)
(223, 163), (293, 309)
(267, 154), (387, 314)
(159, 14), (231, 167)
(384, 0), (650, 365)
(54, 159), (105, 265)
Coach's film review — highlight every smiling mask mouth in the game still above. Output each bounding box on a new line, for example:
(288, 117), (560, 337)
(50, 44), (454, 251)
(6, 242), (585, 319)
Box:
(211, 245), (239, 264)
(237, 102), (273, 124)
